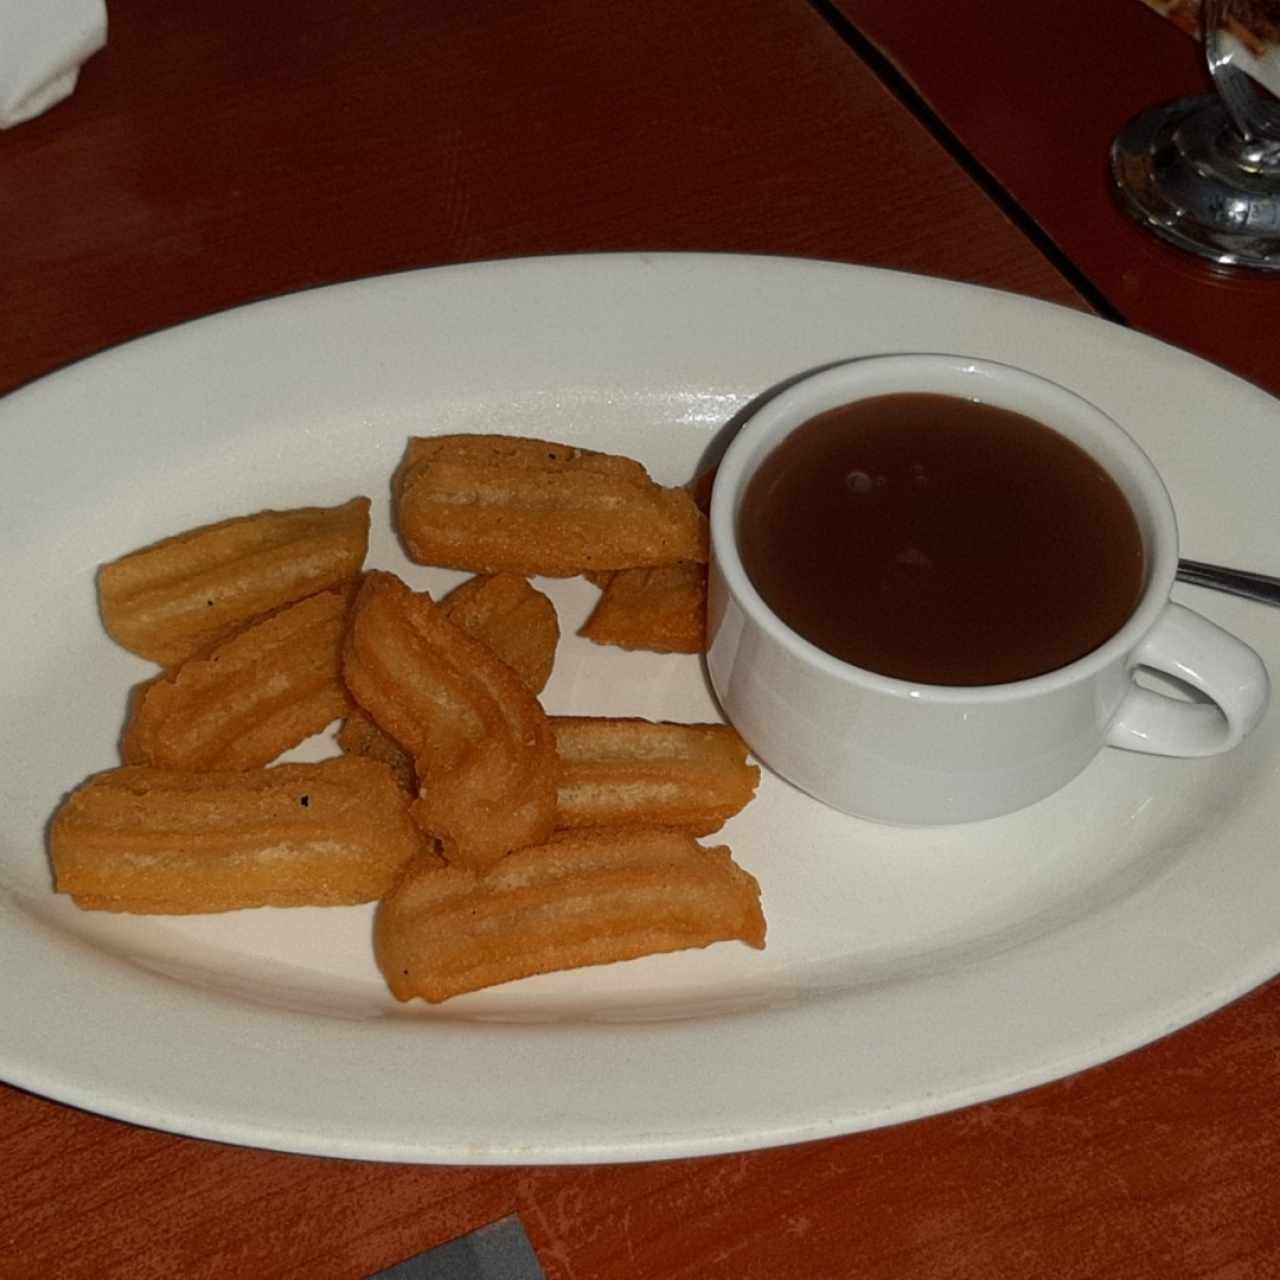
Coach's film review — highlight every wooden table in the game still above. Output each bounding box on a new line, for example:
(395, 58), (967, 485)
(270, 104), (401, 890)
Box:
(832, 0), (1280, 394)
(4, 2), (1278, 1276)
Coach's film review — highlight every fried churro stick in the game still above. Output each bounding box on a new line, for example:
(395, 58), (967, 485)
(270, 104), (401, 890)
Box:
(335, 573), (556, 793)
(342, 571), (559, 868)
(51, 758), (423, 914)
(578, 464), (713, 651)
(341, 714), (758, 835)
(553, 717), (758, 835)
(439, 572), (559, 694)
(579, 561), (707, 654)
(122, 586), (355, 771)
(98, 497), (371, 666)
(396, 435), (707, 576)
(376, 827), (765, 1002)
(335, 574), (556, 793)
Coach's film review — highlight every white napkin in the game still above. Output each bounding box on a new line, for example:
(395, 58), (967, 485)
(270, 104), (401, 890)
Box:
(0, 0), (106, 128)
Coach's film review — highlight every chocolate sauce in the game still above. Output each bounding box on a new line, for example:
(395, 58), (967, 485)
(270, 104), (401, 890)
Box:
(737, 393), (1144, 686)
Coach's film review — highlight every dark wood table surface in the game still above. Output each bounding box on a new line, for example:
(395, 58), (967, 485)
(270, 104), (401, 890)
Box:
(833, 0), (1280, 395)
(4, 2), (1278, 1276)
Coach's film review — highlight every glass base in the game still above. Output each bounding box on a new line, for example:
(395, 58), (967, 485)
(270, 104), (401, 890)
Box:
(1110, 95), (1280, 271)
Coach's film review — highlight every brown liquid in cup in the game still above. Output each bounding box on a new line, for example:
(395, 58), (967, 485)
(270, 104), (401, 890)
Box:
(737, 393), (1145, 686)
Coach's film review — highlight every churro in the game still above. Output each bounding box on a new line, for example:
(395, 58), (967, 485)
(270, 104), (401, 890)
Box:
(580, 562), (707, 654)
(396, 434), (706, 576)
(51, 757), (423, 913)
(123, 585), (355, 770)
(342, 571), (558, 867)
(376, 827), (765, 1002)
(99, 497), (370, 666)
(439, 572), (559, 694)
(553, 717), (758, 834)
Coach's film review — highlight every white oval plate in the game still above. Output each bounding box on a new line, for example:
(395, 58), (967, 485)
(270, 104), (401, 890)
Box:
(2, 254), (1277, 1164)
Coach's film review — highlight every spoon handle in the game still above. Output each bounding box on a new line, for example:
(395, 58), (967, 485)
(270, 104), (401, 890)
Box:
(1177, 559), (1280, 607)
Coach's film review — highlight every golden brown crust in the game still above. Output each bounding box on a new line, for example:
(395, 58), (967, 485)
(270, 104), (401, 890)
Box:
(342, 571), (559, 868)
(439, 572), (559, 693)
(122, 585), (355, 771)
(50, 758), (424, 913)
(552, 717), (758, 835)
(395, 434), (707, 576)
(375, 827), (765, 1002)
(336, 574), (557, 789)
(579, 561), (707, 654)
(339, 714), (758, 837)
(98, 497), (371, 666)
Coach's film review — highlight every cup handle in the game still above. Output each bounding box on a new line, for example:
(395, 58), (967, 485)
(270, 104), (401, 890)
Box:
(1106, 603), (1270, 756)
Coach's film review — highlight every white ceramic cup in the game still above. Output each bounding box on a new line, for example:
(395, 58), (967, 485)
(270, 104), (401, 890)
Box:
(707, 354), (1271, 825)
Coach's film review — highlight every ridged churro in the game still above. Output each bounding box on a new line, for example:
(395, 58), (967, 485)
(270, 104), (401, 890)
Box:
(337, 713), (758, 837)
(99, 497), (370, 666)
(51, 758), (423, 913)
(553, 717), (758, 834)
(342, 571), (558, 868)
(580, 562), (707, 654)
(439, 572), (559, 694)
(375, 827), (766, 1002)
(396, 434), (706, 576)
(334, 573), (557, 793)
(122, 585), (355, 771)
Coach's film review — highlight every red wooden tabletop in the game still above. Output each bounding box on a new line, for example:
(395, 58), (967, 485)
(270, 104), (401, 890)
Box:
(1, 0), (1081, 400)
(832, 0), (1280, 395)
(4, 1), (1279, 1277)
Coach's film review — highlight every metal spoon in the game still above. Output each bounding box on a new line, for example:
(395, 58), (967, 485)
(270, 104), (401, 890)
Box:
(1177, 559), (1280, 607)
